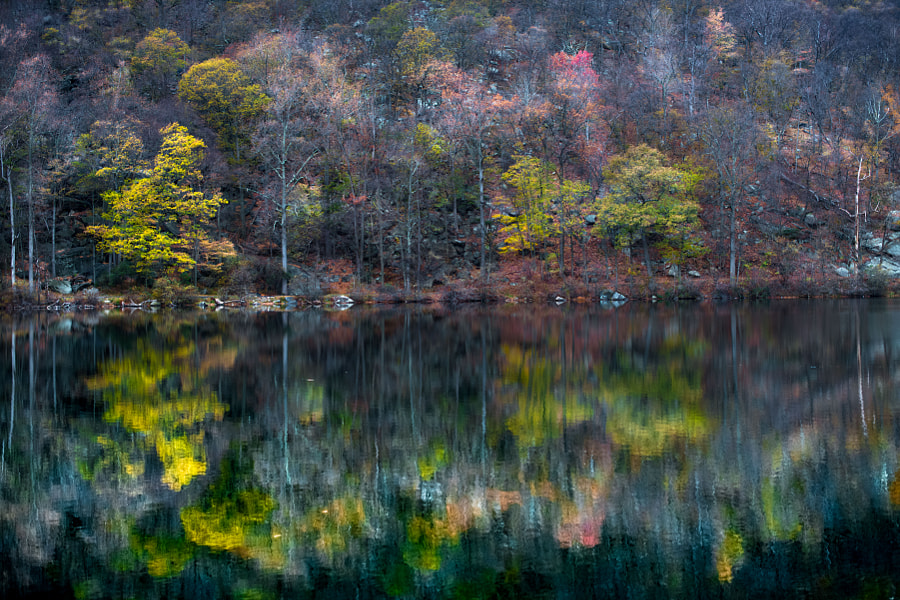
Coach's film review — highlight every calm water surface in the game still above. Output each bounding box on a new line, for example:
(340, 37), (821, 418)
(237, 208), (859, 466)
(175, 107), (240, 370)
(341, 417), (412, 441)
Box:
(2, 300), (900, 599)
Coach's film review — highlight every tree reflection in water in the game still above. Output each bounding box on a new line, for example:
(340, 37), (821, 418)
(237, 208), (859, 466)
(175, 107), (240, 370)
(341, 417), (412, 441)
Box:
(1, 301), (900, 598)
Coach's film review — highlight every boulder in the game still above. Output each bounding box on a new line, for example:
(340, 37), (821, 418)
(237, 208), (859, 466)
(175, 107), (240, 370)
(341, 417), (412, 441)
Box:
(48, 278), (72, 294)
(861, 233), (885, 253)
(885, 242), (900, 259)
(865, 258), (900, 277)
(326, 294), (355, 309)
(887, 210), (900, 231)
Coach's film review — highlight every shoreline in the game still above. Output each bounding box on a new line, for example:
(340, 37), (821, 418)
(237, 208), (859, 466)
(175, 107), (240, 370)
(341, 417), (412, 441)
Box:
(4, 272), (898, 313)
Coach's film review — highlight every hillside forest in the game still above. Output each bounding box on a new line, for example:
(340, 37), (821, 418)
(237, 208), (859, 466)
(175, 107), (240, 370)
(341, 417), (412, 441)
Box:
(2, 0), (900, 301)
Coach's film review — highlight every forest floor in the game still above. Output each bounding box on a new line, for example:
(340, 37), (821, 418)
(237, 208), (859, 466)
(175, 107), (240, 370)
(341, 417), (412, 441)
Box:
(303, 250), (898, 305)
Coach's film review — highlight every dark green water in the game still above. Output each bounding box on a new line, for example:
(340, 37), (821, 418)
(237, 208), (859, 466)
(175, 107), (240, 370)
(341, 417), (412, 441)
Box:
(2, 300), (900, 599)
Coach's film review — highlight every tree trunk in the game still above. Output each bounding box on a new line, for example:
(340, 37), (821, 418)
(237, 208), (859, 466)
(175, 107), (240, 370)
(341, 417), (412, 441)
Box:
(2, 145), (15, 289)
(8, 329), (14, 448)
(641, 230), (653, 281)
(415, 187), (422, 291)
(477, 143), (488, 283)
(559, 230), (566, 283)
(281, 182), (288, 295)
(27, 135), (34, 294)
(729, 196), (737, 285)
(50, 196), (56, 278)
(854, 155), (863, 274)
(378, 193), (385, 285)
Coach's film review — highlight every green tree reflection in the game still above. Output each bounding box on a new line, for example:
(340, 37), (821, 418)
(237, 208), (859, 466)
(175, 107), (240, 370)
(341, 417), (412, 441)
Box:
(595, 340), (709, 458)
(180, 452), (280, 567)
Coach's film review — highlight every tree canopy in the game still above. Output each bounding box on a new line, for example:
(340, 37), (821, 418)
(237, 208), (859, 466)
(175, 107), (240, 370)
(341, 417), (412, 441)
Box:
(86, 123), (229, 278)
(177, 58), (268, 157)
(595, 145), (701, 278)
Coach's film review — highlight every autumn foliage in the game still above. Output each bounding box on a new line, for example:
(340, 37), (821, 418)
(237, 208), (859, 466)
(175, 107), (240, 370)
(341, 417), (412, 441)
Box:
(0, 0), (898, 298)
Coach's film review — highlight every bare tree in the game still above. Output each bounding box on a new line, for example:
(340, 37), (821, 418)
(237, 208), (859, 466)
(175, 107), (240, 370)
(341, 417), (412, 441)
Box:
(699, 104), (765, 285)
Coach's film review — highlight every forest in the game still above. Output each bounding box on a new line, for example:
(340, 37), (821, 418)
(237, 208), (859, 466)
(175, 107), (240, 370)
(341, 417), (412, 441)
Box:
(1, 0), (900, 302)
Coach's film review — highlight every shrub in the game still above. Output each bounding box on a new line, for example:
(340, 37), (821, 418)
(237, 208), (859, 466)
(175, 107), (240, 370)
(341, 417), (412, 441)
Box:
(864, 267), (891, 297)
(747, 279), (771, 300)
(74, 287), (102, 306)
(96, 261), (139, 289)
(152, 277), (198, 307)
(662, 282), (701, 302)
(222, 259), (256, 297)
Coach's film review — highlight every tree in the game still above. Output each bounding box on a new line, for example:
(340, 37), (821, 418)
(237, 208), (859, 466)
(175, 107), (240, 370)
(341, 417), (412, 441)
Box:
(131, 28), (190, 100)
(395, 27), (446, 106)
(250, 34), (319, 295)
(0, 123), (17, 290)
(86, 123), (228, 279)
(545, 50), (604, 179)
(177, 57), (268, 158)
(544, 50), (604, 275)
(70, 119), (149, 281)
(699, 106), (764, 285)
(497, 155), (578, 264)
(435, 65), (514, 282)
(178, 57), (267, 236)
(5, 54), (58, 293)
(639, 8), (679, 125)
(594, 145), (701, 281)
(365, 1), (411, 57)
(749, 59), (799, 154)
(288, 44), (366, 283)
(74, 119), (149, 194)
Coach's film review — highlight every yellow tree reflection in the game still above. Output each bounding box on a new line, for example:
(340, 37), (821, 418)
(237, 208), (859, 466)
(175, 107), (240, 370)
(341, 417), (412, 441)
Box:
(87, 337), (231, 491)
(497, 344), (595, 449)
(595, 342), (709, 459)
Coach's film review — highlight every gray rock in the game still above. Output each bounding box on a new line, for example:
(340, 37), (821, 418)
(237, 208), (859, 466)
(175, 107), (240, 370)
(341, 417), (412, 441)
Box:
(804, 213), (818, 227)
(834, 266), (851, 278)
(611, 291), (627, 302)
(885, 242), (900, 258)
(332, 294), (354, 307)
(866, 258), (900, 277)
(667, 265), (680, 277)
(861, 233), (885, 253)
(887, 210), (900, 231)
(688, 270), (701, 278)
(48, 278), (72, 294)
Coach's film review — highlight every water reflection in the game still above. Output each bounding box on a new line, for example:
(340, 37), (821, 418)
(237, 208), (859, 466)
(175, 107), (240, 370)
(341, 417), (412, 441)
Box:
(1, 301), (900, 598)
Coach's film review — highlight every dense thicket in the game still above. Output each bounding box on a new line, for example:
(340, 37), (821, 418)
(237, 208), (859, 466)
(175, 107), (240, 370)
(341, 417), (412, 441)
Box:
(2, 0), (900, 296)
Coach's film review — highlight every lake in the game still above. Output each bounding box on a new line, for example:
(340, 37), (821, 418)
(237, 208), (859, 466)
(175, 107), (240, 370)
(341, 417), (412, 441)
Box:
(1, 300), (899, 599)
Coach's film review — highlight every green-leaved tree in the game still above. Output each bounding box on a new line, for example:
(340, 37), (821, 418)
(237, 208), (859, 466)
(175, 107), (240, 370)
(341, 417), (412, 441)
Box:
(131, 28), (189, 100)
(594, 145), (701, 280)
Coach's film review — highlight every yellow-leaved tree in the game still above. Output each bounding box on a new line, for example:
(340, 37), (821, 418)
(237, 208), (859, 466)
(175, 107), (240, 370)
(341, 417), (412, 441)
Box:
(87, 123), (230, 280)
